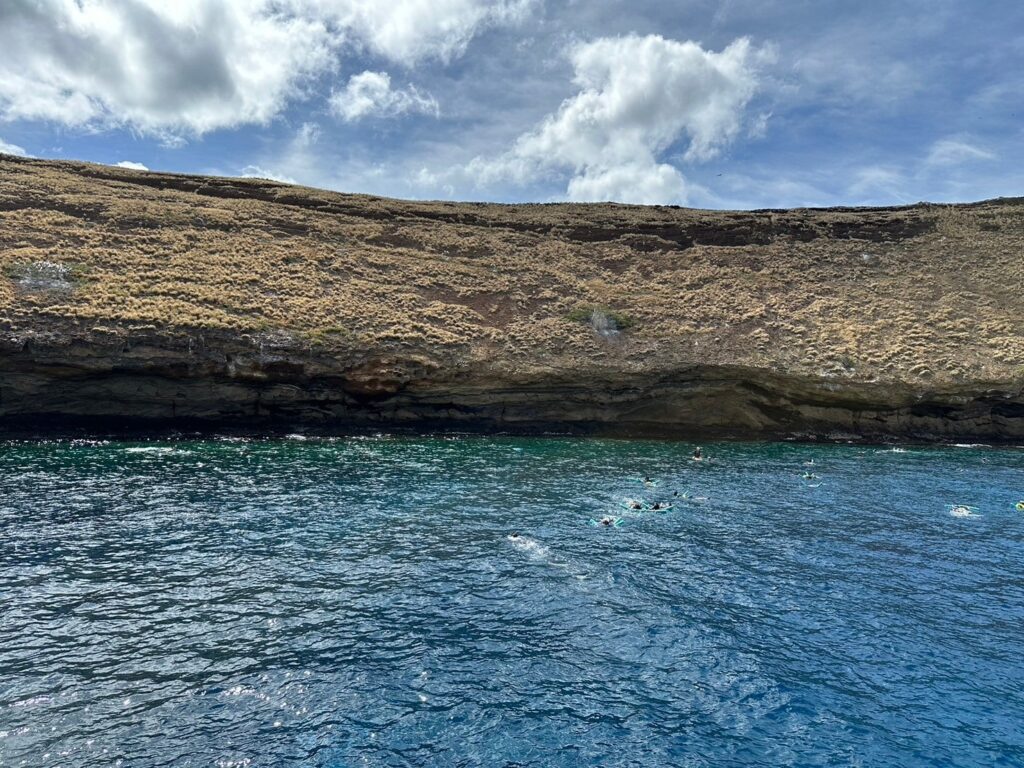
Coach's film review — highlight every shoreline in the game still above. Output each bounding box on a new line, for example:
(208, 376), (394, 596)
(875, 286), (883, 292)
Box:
(2, 414), (1023, 446)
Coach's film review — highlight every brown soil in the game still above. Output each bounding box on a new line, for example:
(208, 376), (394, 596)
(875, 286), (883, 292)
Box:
(1, 153), (1022, 439)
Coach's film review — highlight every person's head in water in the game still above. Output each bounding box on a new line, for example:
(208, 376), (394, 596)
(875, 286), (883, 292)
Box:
(510, 532), (520, 539)
(693, 447), (702, 459)
(631, 501), (642, 509)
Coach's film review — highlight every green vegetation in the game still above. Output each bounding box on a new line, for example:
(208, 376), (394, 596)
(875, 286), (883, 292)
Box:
(303, 324), (358, 345)
(3, 260), (90, 292)
(566, 305), (635, 331)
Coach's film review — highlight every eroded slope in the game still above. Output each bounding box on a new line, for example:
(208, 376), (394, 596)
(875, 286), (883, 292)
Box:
(1, 155), (1022, 438)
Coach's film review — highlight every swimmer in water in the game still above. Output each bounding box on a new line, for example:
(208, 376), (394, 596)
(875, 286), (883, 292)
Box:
(598, 515), (619, 526)
(692, 447), (703, 461)
(948, 504), (978, 517)
(509, 532), (520, 540)
(1016, 501), (1024, 511)
(650, 502), (664, 511)
(802, 472), (818, 480)
(628, 500), (644, 510)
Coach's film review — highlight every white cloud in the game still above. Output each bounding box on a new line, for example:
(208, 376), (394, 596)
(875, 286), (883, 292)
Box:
(240, 165), (297, 184)
(470, 34), (764, 204)
(0, 0), (334, 138)
(291, 0), (533, 64)
(0, 0), (527, 139)
(566, 163), (692, 206)
(926, 138), (996, 166)
(115, 160), (149, 171)
(0, 137), (27, 156)
(330, 71), (439, 122)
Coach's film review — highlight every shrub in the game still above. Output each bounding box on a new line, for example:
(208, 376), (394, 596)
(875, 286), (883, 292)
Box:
(3, 260), (90, 293)
(566, 305), (634, 333)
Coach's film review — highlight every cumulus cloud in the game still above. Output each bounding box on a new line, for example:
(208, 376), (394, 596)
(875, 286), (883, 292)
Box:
(0, 0), (527, 139)
(0, 0), (334, 138)
(115, 161), (149, 171)
(926, 138), (996, 166)
(291, 0), (534, 64)
(566, 163), (692, 206)
(330, 71), (439, 122)
(0, 137), (27, 156)
(471, 34), (764, 204)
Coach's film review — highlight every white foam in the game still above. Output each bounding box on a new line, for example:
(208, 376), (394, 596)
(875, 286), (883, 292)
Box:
(949, 505), (980, 518)
(507, 535), (550, 559)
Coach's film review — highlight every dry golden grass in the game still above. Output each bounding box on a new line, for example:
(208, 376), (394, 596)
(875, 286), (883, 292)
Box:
(1, 154), (1023, 385)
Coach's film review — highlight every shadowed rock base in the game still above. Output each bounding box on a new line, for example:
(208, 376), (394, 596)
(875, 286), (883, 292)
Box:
(2, 336), (1021, 442)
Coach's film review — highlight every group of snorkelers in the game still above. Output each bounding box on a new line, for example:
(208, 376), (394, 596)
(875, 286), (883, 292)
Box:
(625, 499), (673, 511)
(801, 458), (819, 481)
(513, 440), (1023, 540)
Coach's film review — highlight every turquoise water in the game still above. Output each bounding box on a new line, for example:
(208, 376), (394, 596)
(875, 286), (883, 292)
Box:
(1, 437), (1023, 767)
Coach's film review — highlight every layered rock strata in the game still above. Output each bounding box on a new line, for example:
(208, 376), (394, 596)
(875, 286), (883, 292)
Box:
(1, 155), (1022, 440)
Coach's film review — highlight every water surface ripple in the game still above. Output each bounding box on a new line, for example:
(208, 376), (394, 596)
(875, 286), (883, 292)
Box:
(1, 438), (1022, 766)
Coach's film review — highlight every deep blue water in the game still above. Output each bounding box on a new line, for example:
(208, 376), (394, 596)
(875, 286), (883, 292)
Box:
(1, 437), (1023, 767)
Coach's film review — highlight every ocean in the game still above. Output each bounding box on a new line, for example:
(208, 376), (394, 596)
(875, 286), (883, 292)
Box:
(1, 436), (1022, 766)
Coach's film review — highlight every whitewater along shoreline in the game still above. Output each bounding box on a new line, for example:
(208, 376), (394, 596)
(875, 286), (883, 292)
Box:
(1, 155), (1023, 441)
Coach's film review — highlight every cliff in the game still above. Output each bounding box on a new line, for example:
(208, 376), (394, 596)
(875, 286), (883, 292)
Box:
(1, 154), (1023, 440)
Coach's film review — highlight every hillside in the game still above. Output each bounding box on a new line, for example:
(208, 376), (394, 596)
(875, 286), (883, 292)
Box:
(1, 154), (1023, 439)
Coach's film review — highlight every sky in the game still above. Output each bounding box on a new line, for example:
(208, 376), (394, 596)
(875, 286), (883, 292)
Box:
(0, 0), (1021, 209)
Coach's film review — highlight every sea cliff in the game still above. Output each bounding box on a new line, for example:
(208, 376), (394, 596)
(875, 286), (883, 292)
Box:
(1, 154), (1022, 440)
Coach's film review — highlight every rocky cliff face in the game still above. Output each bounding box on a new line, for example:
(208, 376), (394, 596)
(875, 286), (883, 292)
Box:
(1, 155), (1022, 440)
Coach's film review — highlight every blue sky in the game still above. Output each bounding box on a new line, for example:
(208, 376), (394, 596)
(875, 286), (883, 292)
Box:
(0, 0), (1021, 208)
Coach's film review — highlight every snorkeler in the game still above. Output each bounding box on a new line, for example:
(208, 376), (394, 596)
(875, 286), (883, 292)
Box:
(1016, 501), (1024, 511)
(692, 447), (703, 461)
(949, 504), (977, 517)
(802, 471), (818, 480)
(629, 500), (644, 510)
